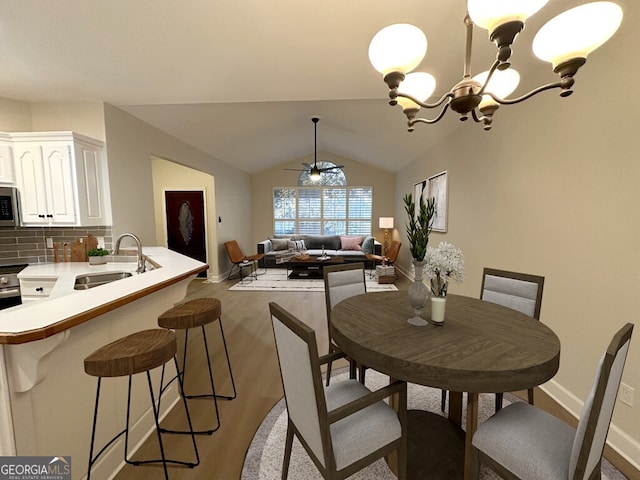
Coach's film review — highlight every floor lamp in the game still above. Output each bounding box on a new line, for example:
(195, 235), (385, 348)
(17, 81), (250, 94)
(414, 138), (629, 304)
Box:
(379, 217), (394, 256)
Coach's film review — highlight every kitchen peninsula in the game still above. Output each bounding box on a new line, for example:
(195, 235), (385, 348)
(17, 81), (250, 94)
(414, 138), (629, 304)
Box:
(0, 247), (208, 480)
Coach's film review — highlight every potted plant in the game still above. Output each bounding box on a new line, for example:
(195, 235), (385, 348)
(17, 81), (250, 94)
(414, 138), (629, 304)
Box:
(425, 242), (465, 324)
(87, 247), (110, 265)
(403, 192), (436, 326)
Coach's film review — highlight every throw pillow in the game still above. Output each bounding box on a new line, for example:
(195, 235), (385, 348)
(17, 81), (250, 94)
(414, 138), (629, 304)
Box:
(287, 239), (306, 251)
(270, 237), (290, 251)
(361, 235), (375, 254)
(340, 235), (364, 251)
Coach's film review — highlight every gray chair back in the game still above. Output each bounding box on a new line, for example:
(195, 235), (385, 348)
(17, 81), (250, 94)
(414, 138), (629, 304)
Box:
(269, 303), (329, 468)
(323, 262), (366, 321)
(569, 323), (633, 479)
(480, 268), (545, 320)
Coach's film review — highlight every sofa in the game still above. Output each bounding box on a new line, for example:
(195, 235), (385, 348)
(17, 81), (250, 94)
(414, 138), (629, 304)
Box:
(257, 234), (381, 268)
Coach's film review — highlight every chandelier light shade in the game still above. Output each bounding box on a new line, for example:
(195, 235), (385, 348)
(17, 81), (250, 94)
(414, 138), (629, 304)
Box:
(368, 24), (427, 77)
(467, 0), (549, 34)
(369, 1), (623, 131)
(397, 72), (437, 114)
(532, 2), (623, 68)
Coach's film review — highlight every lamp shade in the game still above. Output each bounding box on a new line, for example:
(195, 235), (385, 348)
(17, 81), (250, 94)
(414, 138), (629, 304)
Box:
(397, 72), (437, 111)
(473, 68), (520, 109)
(369, 24), (427, 76)
(532, 2), (623, 68)
(379, 217), (394, 229)
(468, 0), (549, 33)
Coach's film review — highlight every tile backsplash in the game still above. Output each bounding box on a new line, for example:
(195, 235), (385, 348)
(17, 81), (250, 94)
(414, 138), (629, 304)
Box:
(0, 226), (112, 265)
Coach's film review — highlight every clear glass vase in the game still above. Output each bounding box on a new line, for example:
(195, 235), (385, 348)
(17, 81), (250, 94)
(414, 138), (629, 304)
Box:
(407, 259), (429, 326)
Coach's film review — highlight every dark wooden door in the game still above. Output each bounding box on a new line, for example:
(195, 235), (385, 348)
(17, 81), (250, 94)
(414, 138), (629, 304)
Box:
(165, 190), (207, 276)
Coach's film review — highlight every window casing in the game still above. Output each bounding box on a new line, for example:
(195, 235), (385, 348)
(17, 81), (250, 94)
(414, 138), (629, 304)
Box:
(273, 186), (372, 235)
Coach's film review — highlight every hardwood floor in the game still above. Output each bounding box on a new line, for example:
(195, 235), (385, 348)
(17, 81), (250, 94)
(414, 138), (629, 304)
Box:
(111, 273), (638, 480)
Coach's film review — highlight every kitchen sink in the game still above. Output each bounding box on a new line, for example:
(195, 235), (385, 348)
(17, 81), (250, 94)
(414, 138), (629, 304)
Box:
(74, 271), (133, 290)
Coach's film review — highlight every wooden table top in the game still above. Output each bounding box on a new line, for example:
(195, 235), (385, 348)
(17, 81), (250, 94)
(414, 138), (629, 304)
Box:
(288, 256), (345, 266)
(331, 291), (560, 393)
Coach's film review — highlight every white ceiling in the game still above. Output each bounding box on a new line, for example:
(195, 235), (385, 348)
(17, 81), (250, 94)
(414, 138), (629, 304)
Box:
(0, 0), (614, 173)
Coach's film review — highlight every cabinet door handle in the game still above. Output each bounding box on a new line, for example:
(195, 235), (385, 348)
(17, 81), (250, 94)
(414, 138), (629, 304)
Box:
(35, 287), (44, 292)
(38, 214), (45, 219)
(46, 214), (53, 218)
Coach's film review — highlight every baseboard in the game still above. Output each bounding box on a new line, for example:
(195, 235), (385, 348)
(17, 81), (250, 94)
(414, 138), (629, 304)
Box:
(542, 379), (640, 471)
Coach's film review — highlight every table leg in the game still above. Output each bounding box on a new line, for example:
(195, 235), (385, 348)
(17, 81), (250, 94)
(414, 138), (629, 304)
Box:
(448, 391), (463, 428)
(464, 392), (479, 480)
(387, 377), (399, 475)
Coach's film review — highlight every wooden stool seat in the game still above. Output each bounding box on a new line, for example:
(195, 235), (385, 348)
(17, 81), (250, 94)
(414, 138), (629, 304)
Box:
(84, 329), (177, 378)
(158, 298), (221, 330)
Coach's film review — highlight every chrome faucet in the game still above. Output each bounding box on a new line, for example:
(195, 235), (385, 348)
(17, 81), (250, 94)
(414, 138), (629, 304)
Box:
(113, 233), (146, 274)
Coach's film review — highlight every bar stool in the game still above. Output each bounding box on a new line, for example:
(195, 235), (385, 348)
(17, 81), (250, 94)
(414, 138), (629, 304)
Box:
(84, 329), (199, 480)
(157, 297), (237, 435)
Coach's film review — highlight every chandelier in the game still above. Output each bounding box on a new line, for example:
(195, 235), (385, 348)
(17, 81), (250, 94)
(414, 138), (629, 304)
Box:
(368, 1), (623, 131)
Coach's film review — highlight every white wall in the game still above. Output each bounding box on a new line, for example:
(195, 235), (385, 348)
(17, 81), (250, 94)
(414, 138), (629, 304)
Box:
(394, 4), (640, 466)
(103, 104), (252, 278)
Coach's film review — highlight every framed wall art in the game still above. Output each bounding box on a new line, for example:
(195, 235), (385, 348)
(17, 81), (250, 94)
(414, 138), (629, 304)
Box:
(413, 170), (448, 233)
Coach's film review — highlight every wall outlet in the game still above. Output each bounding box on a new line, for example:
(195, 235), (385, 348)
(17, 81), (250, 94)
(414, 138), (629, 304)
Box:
(46, 237), (53, 248)
(620, 383), (634, 407)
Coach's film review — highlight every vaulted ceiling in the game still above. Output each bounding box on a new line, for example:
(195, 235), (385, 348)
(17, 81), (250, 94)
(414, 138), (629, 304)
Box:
(0, 0), (616, 173)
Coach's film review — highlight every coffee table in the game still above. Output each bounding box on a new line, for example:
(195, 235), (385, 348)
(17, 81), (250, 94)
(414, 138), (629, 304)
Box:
(287, 256), (345, 279)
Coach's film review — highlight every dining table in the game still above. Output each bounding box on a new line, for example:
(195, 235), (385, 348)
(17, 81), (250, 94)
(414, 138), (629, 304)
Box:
(330, 290), (561, 480)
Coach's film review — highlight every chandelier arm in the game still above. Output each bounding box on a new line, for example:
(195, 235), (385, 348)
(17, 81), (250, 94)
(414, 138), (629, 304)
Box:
(487, 81), (566, 105)
(396, 91), (453, 109)
(470, 109), (485, 123)
(409, 103), (451, 126)
(476, 59), (502, 96)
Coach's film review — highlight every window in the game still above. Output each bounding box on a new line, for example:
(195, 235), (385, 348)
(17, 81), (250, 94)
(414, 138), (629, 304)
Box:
(273, 186), (373, 235)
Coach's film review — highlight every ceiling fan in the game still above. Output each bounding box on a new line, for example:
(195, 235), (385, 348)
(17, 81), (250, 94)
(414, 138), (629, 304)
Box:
(285, 117), (344, 181)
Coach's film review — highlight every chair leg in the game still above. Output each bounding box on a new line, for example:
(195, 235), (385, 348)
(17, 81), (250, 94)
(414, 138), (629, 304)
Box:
(528, 387), (534, 405)
(87, 377), (102, 480)
(359, 365), (366, 385)
(495, 392), (504, 413)
(471, 446), (481, 480)
(326, 345), (334, 387)
(441, 389), (447, 412)
(216, 318), (238, 400)
(282, 420), (294, 480)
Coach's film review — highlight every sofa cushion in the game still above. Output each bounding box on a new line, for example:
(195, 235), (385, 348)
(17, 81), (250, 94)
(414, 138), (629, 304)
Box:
(340, 235), (363, 251)
(361, 235), (375, 254)
(270, 237), (290, 251)
(304, 235), (340, 250)
(287, 239), (307, 251)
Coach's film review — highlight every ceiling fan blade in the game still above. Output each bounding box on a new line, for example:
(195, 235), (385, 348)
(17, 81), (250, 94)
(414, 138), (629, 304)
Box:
(284, 168), (306, 172)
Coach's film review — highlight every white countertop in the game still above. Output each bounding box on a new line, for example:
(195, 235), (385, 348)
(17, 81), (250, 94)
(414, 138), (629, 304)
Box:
(0, 247), (208, 339)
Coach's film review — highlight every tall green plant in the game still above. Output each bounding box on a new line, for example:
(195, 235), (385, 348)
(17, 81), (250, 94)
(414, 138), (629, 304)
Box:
(403, 192), (436, 261)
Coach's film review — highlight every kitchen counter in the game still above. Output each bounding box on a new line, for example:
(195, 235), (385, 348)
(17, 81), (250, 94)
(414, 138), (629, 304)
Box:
(0, 247), (208, 474)
(0, 247), (208, 344)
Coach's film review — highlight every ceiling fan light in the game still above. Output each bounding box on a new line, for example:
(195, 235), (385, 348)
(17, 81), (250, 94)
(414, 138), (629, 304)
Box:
(532, 2), (623, 68)
(368, 24), (427, 76)
(309, 169), (321, 182)
(397, 72), (436, 110)
(468, 0), (549, 34)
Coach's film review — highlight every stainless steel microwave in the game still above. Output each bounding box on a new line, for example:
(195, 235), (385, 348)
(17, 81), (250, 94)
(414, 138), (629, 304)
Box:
(0, 187), (20, 227)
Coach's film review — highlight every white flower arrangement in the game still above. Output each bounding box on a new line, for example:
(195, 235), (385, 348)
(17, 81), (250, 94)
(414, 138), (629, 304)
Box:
(424, 241), (464, 297)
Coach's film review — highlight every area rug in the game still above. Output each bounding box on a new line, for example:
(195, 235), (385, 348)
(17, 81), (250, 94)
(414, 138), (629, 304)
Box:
(241, 369), (624, 480)
(227, 269), (398, 292)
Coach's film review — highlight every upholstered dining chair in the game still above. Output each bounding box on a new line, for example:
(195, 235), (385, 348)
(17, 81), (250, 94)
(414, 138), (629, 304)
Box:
(440, 268), (545, 412)
(365, 240), (401, 279)
(223, 240), (264, 281)
(471, 322), (633, 480)
(323, 262), (366, 386)
(269, 302), (407, 480)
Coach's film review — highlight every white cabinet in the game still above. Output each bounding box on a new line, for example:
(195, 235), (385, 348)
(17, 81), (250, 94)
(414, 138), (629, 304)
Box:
(19, 277), (57, 302)
(0, 134), (14, 185)
(11, 132), (111, 226)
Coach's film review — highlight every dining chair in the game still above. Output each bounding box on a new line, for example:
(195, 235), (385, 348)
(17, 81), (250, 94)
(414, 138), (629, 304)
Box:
(365, 240), (401, 279)
(223, 240), (265, 281)
(471, 322), (633, 480)
(323, 262), (366, 386)
(269, 302), (407, 480)
(440, 268), (545, 412)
